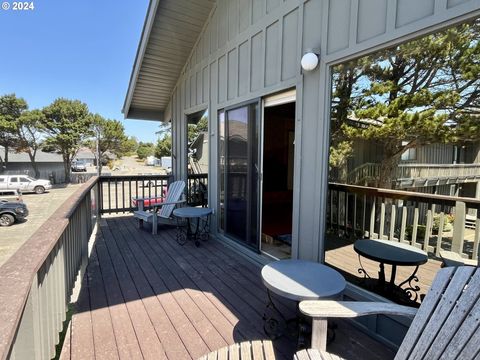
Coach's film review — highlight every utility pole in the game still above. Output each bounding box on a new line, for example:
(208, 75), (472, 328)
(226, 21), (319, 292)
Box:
(96, 125), (101, 176)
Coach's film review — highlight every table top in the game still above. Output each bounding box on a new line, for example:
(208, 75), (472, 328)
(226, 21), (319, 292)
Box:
(173, 207), (213, 218)
(354, 239), (428, 266)
(261, 260), (346, 301)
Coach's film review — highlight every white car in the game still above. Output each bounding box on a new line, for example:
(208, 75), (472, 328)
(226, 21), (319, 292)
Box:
(0, 175), (52, 194)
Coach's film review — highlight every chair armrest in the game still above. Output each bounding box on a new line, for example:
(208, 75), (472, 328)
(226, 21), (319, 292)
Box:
(132, 196), (165, 202)
(299, 300), (417, 319)
(301, 300), (417, 352)
(153, 199), (186, 208)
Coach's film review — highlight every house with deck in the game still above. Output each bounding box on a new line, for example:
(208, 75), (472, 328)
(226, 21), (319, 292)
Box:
(1, 1), (480, 359)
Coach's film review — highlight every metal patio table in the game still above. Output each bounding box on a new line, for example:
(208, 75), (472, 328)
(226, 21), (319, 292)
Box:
(261, 260), (346, 348)
(354, 239), (428, 304)
(173, 207), (213, 246)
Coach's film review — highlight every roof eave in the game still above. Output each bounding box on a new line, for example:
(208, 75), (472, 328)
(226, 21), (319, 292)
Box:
(126, 108), (165, 121)
(122, 0), (160, 119)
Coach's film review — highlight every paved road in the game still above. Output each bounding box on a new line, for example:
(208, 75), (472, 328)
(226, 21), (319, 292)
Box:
(0, 184), (82, 268)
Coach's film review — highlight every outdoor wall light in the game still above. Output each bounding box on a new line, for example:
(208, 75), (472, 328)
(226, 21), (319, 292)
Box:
(301, 52), (319, 71)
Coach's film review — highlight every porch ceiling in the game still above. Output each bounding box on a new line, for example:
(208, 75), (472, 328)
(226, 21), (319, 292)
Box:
(123, 0), (215, 121)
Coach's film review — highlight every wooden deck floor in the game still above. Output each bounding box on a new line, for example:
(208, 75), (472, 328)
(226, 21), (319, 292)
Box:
(61, 215), (395, 360)
(325, 235), (443, 303)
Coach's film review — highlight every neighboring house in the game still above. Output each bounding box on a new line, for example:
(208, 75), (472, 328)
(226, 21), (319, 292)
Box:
(122, 0), (480, 347)
(345, 138), (480, 197)
(189, 132), (209, 174)
(74, 148), (96, 166)
(0, 146), (65, 183)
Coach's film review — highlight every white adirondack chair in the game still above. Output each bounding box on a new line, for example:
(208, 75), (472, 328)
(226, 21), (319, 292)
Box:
(198, 340), (276, 360)
(297, 266), (480, 360)
(133, 180), (186, 235)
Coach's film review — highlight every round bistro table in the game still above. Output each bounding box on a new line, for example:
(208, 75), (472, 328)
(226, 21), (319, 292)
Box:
(173, 207), (213, 246)
(261, 260), (346, 347)
(261, 260), (346, 301)
(354, 239), (428, 303)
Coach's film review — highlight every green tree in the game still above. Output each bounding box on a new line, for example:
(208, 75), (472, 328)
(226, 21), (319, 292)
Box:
(0, 94), (27, 170)
(89, 115), (128, 174)
(136, 142), (155, 160)
(121, 136), (139, 156)
(16, 110), (46, 178)
(155, 136), (172, 158)
(41, 98), (91, 182)
(188, 115), (208, 144)
(331, 19), (480, 188)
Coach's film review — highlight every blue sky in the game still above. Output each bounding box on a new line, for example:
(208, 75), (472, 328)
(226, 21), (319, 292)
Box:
(0, 0), (160, 143)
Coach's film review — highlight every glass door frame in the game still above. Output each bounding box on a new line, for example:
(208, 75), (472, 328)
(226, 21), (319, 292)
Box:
(218, 98), (262, 253)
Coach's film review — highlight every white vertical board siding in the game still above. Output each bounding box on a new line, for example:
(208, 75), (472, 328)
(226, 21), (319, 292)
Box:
(324, 0), (480, 61)
(165, 0), (480, 261)
(282, 9), (299, 81)
(357, 0), (387, 42)
(265, 21), (280, 87)
(228, 48), (239, 100)
(238, 40), (250, 95)
(250, 31), (264, 92)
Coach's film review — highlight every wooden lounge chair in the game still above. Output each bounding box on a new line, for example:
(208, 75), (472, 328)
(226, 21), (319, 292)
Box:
(198, 340), (276, 360)
(297, 266), (480, 360)
(133, 180), (185, 235)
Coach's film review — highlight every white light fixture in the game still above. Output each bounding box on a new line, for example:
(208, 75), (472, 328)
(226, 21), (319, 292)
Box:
(301, 52), (319, 71)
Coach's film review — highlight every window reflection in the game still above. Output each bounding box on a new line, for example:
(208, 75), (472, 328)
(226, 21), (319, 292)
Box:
(326, 18), (480, 305)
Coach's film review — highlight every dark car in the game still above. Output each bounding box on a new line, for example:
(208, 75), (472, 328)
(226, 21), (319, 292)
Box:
(0, 201), (28, 226)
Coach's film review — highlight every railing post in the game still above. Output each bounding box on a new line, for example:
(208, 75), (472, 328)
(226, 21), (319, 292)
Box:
(11, 274), (42, 360)
(452, 201), (466, 256)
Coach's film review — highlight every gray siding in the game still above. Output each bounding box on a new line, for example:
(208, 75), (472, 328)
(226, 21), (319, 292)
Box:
(166, 0), (480, 261)
(2, 163), (66, 183)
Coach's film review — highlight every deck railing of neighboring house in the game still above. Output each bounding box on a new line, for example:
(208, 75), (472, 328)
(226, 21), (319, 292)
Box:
(396, 163), (480, 188)
(328, 183), (480, 261)
(0, 177), (98, 360)
(347, 163), (480, 187)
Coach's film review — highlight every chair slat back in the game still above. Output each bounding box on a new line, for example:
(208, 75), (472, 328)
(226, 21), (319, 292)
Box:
(159, 180), (185, 218)
(197, 340), (275, 360)
(395, 266), (480, 360)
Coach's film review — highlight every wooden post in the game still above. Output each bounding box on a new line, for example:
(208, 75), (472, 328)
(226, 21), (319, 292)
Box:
(451, 201), (466, 256)
(311, 318), (328, 351)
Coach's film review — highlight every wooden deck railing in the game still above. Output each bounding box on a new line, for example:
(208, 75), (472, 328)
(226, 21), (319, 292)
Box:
(0, 177), (99, 360)
(328, 183), (480, 261)
(99, 174), (172, 214)
(347, 163), (480, 187)
(98, 174), (209, 213)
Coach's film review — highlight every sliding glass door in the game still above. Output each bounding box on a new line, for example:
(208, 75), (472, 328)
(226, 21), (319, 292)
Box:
(219, 101), (260, 251)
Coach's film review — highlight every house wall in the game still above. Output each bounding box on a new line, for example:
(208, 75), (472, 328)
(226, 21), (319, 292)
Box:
(2, 163), (66, 183)
(167, 0), (480, 261)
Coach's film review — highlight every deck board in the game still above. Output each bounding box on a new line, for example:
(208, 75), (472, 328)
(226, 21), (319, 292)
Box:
(63, 215), (395, 360)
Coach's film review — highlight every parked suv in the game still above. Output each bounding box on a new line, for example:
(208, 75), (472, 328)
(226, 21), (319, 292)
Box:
(71, 160), (87, 172)
(0, 201), (28, 226)
(0, 175), (52, 194)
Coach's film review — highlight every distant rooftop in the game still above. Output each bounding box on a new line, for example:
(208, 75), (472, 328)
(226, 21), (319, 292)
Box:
(0, 146), (63, 163)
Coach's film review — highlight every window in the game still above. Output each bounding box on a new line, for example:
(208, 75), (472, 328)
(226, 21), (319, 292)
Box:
(325, 18), (480, 306)
(19, 177), (30, 182)
(10, 177), (18, 183)
(401, 142), (416, 161)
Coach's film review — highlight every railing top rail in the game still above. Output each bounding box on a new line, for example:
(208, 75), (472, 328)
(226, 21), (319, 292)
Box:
(0, 176), (98, 360)
(329, 182), (480, 207)
(99, 174), (171, 180)
(398, 163), (480, 168)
